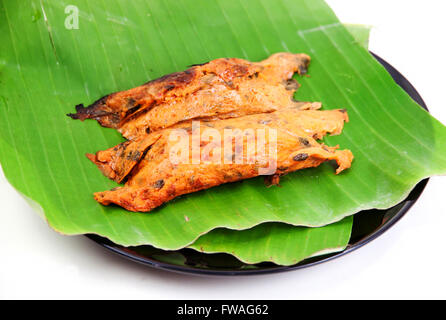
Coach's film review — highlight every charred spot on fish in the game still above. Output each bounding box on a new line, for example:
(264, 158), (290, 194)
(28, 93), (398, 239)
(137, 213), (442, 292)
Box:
(108, 113), (122, 125)
(67, 102), (108, 121)
(225, 80), (234, 88)
(190, 177), (204, 189)
(248, 72), (259, 80)
(298, 63), (308, 74)
(66, 104), (86, 120)
(166, 186), (176, 197)
(91, 95), (110, 108)
(126, 98), (135, 107)
(131, 150), (141, 161)
(339, 109), (347, 113)
(121, 105), (151, 123)
(153, 179), (165, 189)
(145, 127), (151, 134)
(178, 69), (195, 83)
(124, 104), (143, 118)
(67, 94), (122, 127)
(283, 79), (299, 91)
(200, 140), (210, 147)
(164, 84), (175, 91)
(126, 150), (141, 161)
(141, 145), (152, 160)
(264, 174), (280, 187)
(298, 137), (310, 147)
(298, 56), (311, 74)
(150, 69), (196, 87)
(117, 142), (130, 158)
(293, 153), (309, 161)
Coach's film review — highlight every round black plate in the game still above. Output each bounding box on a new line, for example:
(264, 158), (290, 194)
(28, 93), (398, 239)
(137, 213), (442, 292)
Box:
(86, 53), (429, 276)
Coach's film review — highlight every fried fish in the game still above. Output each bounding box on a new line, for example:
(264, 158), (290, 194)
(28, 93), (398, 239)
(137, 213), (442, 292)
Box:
(68, 53), (317, 140)
(92, 108), (353, 212)
(67, 53), (354, 213)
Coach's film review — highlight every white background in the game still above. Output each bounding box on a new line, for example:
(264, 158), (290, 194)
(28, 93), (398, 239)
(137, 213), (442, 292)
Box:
(1, 0), (445, 299)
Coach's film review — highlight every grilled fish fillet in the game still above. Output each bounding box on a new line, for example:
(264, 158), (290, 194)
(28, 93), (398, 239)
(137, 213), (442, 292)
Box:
(93, 108), (353, 212)
(68, 53), (316, 140)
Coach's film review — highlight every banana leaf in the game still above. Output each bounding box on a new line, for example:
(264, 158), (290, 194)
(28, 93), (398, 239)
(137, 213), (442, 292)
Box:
(1, 0), (446, 256)
(343, 23), (371, 50)
(189, 218), (353, 266)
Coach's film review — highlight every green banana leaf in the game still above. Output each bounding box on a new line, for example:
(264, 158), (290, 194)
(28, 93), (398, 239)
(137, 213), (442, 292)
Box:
(1, 0), (446, 256)
(189, 218), (353, 266)
(343, 23), (371, 50)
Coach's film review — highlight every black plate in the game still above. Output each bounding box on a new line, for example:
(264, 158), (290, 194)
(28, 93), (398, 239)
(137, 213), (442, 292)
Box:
(86, 53), (429, 276)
